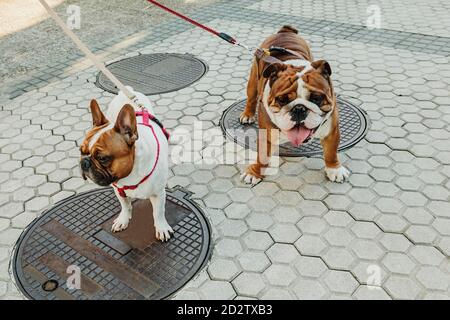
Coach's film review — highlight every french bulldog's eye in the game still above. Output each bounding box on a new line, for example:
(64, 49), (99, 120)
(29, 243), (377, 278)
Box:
(97, 154), (111, 164)
(309, 93), (325, 106)
(276, 95), (289, 105)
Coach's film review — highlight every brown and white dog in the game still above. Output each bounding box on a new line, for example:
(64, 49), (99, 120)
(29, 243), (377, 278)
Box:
(240, 26), (349, 185)
(79, 87), (173, 241)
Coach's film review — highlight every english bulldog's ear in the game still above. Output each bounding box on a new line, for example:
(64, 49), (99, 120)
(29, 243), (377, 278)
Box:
(262, 57), (287, 78)
(90, 99), (108, 127)
(114, 104), (138, 146)
(311, 60), (332, 79)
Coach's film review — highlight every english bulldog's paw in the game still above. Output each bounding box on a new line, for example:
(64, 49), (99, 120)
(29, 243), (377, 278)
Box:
(111, 214), (130, 232)
(155, 220), (174, 242)
(325, 166), (350, 183)
(239, 112), (256, 124)
(240, 172), (262, 186)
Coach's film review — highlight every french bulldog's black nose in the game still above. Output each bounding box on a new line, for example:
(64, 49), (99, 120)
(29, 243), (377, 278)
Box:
(290, 104), (308, 123)
(80, 158), (91, 171)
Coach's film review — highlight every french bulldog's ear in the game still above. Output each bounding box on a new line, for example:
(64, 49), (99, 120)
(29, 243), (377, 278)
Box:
(311, 60), (332, 79)
(262, 56), (287, 78)
(90, 99), (108, 127)
(114, 104), (138, 146)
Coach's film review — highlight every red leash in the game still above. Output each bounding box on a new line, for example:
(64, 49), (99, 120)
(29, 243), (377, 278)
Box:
(147, 0), (250, 51)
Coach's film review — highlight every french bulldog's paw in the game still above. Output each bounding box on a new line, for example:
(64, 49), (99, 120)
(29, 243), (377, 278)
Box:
(240, 172), (262, 186)
(111, 214), (130, 232)
(325, 166), (350, 183)
(155, 220), (174, 242)
(239, 112), (256, 124)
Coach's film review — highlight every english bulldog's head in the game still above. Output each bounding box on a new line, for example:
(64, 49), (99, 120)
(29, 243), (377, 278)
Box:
(262, 58), (335, 146)
(79, 100), (138, 186)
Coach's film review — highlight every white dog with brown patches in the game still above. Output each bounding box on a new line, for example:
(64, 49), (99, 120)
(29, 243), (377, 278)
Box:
(79, 87), (173, 241)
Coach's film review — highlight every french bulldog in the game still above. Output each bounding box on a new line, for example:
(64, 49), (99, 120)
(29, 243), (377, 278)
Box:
(79, 87), (173, 241)
(240, 25), (349, 185)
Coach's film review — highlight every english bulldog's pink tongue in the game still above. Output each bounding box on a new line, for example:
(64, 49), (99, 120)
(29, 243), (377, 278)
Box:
(286, 126), (312, 147)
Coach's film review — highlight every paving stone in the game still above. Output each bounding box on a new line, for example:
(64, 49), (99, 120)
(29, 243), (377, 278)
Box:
(297, 216), (327, 235)
(215, 238), (243, 258)
(376, 214), (408, 233)
(382, 253), (416, 274)
(273, 206), (301, 223)
(348, 203), (380, 221)
(410, 245), (445, 266)
(323, 247), (356, 270)
(324, 271), (359, 294)
(293, 256), (327, 278)
(353, 286), (391, 300)
(379, 233), (412, 252)
(199, 281), (236, 300)
(350, 239), (384, 260)
(232, 272), (266, 297)
(324, 228), (353, 247)
(384, 276), (421, 299)
(224, 203), (250, 219)
(204, 193), (231, 209)
(324, 211), (353, 227)
(298, 200), (328, 217)
(294, 235), (327, 256)
(0, 202), (24, 218)
(405, 225), (438, 244)
(243, 231), (273, 251)
(0, 228), (22, 246)
(292, 278), (327, 300)
(238, 251), (270, 272)
(263, 264), (297, 286)
(415, 267), (449, 291)
(266, 243), (299, 264)
(268, 224), (301, 243)
(246, 213), (274, 231)
(260, 288), (294, 300)
(208, 258), (240, 281)
(218, 219), (248, 238)
(351, 221), (382, 239)
(324, 195), (352, 210)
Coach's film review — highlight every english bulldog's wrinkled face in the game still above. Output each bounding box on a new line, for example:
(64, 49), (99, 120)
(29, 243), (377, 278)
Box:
(79, 100), (138, 186)
(263, 59), (334, 146)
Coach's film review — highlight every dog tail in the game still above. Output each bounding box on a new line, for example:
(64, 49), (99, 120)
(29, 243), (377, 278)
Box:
(278, 25), (298, 34)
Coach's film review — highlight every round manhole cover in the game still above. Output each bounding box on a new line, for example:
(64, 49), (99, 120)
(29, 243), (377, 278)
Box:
(220, 97), (370, 157)
(95, 53), (208, 95)
(12, 187), (211, 300)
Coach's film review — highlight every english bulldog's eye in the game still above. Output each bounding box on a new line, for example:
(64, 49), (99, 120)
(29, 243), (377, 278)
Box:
(276, 95), (289, 105)
(309, 93), (325, 106)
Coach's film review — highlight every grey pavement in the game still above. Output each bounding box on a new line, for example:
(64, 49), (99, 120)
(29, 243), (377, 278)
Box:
(1, 0), (450, 300)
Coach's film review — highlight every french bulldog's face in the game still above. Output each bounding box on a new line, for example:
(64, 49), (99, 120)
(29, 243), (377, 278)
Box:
(263, 59), (334, 146)
(79, 100), (138, 186)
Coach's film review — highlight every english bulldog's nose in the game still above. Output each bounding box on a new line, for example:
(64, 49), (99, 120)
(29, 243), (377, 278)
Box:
(80, 157), (91, 171)
(290, 104), (308, 123)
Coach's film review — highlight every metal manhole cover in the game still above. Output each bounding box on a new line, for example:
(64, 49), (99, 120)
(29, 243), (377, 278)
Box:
(95, 53), (208, 95)
(220, 97), (370, 157)
(12, 187), (211, 300)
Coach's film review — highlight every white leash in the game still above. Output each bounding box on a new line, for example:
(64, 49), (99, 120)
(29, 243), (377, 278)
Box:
(37, 0), (143, 108)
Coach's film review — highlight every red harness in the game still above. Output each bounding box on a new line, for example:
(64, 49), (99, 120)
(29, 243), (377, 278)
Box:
(112, 109), (169, 198)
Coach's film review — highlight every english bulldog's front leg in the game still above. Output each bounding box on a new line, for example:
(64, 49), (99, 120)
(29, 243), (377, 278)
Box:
(240, 60), (259, 124)
(321, 125), (349, 183)
(112, 190), (132, 232)
(150, 189), (173, 242)
(241, 110), (273, 185)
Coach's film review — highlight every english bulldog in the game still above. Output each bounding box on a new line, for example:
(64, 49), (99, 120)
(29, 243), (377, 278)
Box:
(79, 87), (173, 241)
(240, 25), (349, 185)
